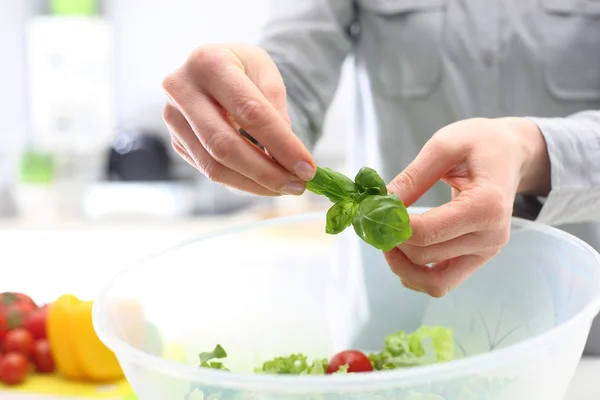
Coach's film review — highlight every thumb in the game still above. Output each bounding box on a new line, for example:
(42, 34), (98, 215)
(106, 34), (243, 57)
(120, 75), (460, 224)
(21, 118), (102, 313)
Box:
(387, 138), (466, 207)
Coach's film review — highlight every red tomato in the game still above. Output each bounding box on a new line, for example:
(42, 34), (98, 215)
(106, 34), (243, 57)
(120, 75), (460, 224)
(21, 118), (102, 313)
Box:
(31, 340), (55, 373)
(0, 314), (8, 346)
(327, 350), (373, 374)
(23, 306), (48, 341)
(0, 293), (37, 313)
(0, 352), (30, 385)
(3, 329), (34, 358)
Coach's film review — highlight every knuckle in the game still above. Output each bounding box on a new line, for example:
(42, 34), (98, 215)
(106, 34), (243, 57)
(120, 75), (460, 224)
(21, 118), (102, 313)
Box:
(262, 82), (286, 104)
(254, 168), (285, 191)
(162, 104), (179, 124)
(485, 198), (509, 226)
(413, 226), (439, 247)
(490, 228), (511, 248)
(161, 72), (183, 97)
(170, 138), (182, 153)
(199, 159), (223, 183)
(427, 135), (455, 156)
(205, 133), (232, 163)
(404, 249), (431, 266)
(235, 97), (264, 126)
(391, 167), (418, 195)
(498, 227), (511, 247)
(187, 46), (226, 76)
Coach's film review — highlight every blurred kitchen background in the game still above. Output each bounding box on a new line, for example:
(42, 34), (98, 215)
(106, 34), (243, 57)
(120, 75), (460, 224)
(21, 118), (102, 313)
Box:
(0, 0), (355, 228)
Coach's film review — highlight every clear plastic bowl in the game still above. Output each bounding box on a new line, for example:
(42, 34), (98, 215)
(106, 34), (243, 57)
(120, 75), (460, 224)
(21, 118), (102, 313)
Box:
(93, 208), (600, 400)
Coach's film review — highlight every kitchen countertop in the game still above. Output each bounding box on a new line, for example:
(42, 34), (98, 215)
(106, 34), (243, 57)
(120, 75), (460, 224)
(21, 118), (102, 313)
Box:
(1, 211), (599, 399)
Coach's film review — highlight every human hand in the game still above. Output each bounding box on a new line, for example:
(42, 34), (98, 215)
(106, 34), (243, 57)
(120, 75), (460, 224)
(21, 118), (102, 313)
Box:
(385, 117), (551, 297)
(162, 44), (316, 196)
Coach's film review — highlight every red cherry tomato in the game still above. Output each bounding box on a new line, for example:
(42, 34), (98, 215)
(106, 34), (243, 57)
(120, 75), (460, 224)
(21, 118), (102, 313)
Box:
(23, 306), (48, 341)
(0, 313), (8, 346)
(31, 339), (55, 373)
(3, 329), (34, 357)
(0, 293), (37, 313)
(327, 350), (373, 374)
(0, 352), (30, 385)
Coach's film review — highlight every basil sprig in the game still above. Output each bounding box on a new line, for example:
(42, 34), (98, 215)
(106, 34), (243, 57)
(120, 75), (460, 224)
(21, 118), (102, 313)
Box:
(307, 167), (412, 251)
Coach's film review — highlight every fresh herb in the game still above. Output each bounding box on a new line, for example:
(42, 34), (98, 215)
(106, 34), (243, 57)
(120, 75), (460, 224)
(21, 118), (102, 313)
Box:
(306, 167), (360, 203)
(326, 200), (359, 234)
(307, 166), (412, 251)
(354, 167), (387, 195)
(199, 344), (229, 371)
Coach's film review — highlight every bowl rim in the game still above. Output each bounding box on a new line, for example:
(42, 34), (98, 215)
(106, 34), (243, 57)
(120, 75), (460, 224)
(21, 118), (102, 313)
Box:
(93, 208), (600, 393)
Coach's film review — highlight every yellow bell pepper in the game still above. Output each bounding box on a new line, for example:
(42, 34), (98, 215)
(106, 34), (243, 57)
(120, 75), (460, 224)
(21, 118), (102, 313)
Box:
(47, 294), (124, 382)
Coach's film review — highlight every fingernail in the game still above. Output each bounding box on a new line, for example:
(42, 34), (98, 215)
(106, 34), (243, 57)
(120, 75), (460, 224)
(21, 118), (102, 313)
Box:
(282, 180), (306, 196)
(293, 161), (316, 181)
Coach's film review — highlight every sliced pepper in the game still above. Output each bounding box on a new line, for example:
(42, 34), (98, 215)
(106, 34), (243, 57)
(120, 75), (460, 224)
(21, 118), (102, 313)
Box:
(47, 294), (124, 382)
(70, 300), (124, 382)
(47, 294), (87, 380)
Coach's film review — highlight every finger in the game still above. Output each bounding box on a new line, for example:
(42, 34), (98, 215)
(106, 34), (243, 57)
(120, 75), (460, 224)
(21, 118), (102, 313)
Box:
(405, 186), (509, 247)
(177, 49), (315, 180)
(385, 248), (497, 297)
(163, 75), (307, 195)
(163, 104), (281, 197)
(170, 136), (196, 169)
(401, 279), (425, 293)
(230, 46), (291, 127)
(451, 187), (460, 199)
(398, 228), (509, 265)
(387, 137), (466, 207)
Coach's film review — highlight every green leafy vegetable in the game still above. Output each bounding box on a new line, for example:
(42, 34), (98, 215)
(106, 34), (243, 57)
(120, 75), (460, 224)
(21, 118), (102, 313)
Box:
(408, 325), (454, 362)
(354, 167), (387, 195)
(199, 344), (229, 371)
(305, 167), (360, 203)
(369, 326), (454, 371)
(306, 166), (412, 251)
(334, 364), (350, 374)
(326, 200), (359, 234)
(254, 354), (327, 375)
(352, 194), (413, 252)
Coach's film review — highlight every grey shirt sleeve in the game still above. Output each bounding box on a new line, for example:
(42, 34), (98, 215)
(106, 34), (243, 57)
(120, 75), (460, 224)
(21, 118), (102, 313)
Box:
(258, 1), (355, 149)
(526, 111), (600, 226)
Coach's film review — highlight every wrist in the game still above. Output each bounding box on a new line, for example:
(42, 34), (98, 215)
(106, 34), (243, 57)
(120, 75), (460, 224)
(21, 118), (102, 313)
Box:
(497, 117), (552, 197)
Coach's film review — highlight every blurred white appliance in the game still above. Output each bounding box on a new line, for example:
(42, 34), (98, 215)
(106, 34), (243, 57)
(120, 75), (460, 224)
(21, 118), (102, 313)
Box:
(26, 16), (115, 154)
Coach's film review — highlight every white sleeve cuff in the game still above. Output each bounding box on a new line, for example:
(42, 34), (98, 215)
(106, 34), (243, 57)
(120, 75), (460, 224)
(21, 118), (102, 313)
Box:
(526, 114), (600, 226)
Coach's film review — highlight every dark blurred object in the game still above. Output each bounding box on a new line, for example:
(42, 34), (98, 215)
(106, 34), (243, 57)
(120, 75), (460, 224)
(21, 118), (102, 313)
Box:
(107, 130), (172, 181)
(512, 194), (543, 221)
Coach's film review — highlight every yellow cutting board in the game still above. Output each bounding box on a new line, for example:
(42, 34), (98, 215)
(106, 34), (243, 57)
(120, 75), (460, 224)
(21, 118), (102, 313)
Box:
(0, 374), (133, 399)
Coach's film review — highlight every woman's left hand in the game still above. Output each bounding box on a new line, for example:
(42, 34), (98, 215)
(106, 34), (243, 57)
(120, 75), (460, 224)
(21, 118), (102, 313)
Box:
(385, 117), (551, 297)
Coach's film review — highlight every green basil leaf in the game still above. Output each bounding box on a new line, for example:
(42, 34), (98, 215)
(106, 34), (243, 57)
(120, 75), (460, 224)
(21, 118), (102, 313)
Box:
(325, 200), (359, 234)
(354, 167), (387, 195)
(352, 194), (412, 251)
(306, 167), (360, 203)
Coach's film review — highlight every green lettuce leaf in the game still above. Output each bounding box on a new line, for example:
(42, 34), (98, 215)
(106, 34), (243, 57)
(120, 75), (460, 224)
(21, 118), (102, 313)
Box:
(255, 354), (327, 375)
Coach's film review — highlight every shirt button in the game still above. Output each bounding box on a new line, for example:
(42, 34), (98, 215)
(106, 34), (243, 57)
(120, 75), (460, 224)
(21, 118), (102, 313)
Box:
(483, 51), (494, 68)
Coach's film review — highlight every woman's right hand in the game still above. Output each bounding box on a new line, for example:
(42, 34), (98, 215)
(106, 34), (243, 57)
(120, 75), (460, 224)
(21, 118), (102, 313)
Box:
(162, 43), (316, 196)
